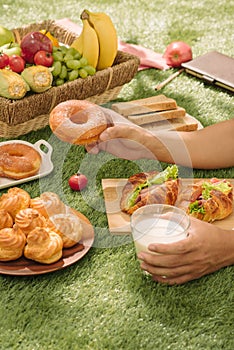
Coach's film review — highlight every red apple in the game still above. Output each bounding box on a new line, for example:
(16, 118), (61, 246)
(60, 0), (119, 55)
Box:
(34, 50), (53, 67)
(163, 41), (193, 67)
(8, 55), (25, 73)
(0, 53), (9, 68)
(20, 31), (53, 64)
(68, 173), (88, 191)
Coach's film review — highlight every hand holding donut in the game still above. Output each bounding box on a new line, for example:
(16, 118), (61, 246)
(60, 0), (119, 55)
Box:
(49, 100), (111, 145)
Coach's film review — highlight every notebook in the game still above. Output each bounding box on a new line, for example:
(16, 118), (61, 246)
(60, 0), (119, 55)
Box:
(181, 51), (234, 93)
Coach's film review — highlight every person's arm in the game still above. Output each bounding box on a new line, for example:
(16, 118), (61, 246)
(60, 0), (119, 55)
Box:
(170, 118), (234, 169)
(137, 217), (234, 285)
(92, 118), (234, 169)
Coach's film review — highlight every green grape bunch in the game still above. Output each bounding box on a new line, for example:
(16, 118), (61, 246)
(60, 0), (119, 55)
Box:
(51, 45), (96, 86)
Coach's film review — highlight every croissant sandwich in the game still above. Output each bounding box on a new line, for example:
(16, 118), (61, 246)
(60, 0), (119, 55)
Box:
(187, 178), (233, 222)
(120, 165), (179, 215)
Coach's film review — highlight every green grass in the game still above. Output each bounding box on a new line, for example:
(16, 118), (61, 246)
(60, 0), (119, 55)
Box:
(0, 1), (234, 349)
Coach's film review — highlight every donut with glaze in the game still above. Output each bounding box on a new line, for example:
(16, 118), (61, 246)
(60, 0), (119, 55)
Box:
(0, 143), (41, 180)
(49, 100), (109, 145)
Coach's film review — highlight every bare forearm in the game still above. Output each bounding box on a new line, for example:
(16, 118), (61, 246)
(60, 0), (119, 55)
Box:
(98, 118), (234, 169)
(151, 119), (234, 169)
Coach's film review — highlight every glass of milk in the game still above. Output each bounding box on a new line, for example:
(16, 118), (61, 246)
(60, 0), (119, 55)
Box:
(130, 204), (190, 256)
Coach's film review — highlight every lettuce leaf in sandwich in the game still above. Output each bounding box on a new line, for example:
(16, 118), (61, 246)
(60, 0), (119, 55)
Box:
(189, 200), (206, 214)
(201, 181), (232, 199)
(125, 164), (178, 209)
(188, 179), (232, 214)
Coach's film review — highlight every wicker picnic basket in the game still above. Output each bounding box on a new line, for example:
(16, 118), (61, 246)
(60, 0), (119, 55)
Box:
(0, 20), (140, 138)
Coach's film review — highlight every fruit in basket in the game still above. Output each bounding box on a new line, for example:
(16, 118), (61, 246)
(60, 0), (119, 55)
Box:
(59, 65), (67, 80)
(163, 41), (192, 67)
(70, 34), (83, 56)
(51, 60), (62, 77)
(63, 47), (82, 62)
(67, 69), (79, 81)
(71, 18), (99, 68)
(52, 49), (64, 62)
(71, 9), (118, 71)
(0, 53), (9, 68)
(66, 59), (81, 70)
(83, 65), (96, 76)
(68, 173), (88, 191)
(21, 65), (53, 92)
(20, 31), (53, 64)
(39, 29), (59, 47)
(51, 44), (96, 85)
(0, 42), (21, 56)
(0, 25), (15, 46)
(0, 69), (29, 99)
(8, 55), (25, 73)
(34, 50), (54, 67)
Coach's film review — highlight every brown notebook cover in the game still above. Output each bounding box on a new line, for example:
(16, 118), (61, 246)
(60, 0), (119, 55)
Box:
(182, 51), (234, 93)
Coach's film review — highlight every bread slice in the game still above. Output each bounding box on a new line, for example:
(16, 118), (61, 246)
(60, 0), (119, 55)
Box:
(111, 94), (199, 132)
(171, 117), (198, 131)
(128, 107), (186, 125)
(143, 115), (198, 132)
(111, 94), (177, 117)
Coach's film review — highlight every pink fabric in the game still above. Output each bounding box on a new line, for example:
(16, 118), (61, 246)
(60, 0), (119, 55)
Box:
(118, 40), (169, 70)
(55, 18), (170, 71)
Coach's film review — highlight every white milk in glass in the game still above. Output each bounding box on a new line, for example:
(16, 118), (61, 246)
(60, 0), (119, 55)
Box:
(133, 215), (187, 254)
(131, 205), (190, 256)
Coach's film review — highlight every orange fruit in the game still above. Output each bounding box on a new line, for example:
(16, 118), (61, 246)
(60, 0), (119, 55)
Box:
(40, 30), (59, 47)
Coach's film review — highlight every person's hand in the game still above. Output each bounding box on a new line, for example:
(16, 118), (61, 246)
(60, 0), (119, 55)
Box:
(85, 107), (163, 159)
(85, 107), (193, 166)
(137, 217), (234, 285)
(86, 124), (157, 160)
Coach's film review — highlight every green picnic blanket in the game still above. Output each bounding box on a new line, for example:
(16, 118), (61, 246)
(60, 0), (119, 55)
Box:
(0, 1), (233, 349)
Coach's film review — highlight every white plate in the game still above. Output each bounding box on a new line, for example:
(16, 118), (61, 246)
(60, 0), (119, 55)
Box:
(0, 139), (53, 189)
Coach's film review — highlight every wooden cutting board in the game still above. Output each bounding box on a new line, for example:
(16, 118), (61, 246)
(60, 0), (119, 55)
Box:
(102, 178), (234, 235)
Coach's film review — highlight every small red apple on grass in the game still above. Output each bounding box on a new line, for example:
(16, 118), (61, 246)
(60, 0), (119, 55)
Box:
(68, 173), (88, 191)
(163, 41), (193, 67)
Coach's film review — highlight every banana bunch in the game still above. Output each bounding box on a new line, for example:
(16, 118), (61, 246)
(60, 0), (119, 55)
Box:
(71, 9), (118, 71)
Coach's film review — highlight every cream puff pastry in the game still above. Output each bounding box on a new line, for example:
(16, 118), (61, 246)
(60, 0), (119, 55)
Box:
(24, 227), (63, 264)
(0, 225), (26, 261)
